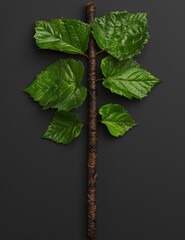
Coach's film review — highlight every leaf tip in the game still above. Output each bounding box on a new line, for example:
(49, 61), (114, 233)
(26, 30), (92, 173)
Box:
(41, 132), (48, 140)
(157, 78), (164, 84)
(23, 86), (30, 94)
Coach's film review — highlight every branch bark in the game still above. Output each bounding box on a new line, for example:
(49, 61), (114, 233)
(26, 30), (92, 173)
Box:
(86, 2), (97, 240)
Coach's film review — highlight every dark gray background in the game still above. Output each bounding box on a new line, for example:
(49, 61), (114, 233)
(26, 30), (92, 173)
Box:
(1, 0), (185, 239)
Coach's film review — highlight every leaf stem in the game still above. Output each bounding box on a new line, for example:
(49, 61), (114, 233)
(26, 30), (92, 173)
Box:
(96, 49), (105, 55)
(96, 78), (103, 82)
(86, 2), (97, 240)
(83, 52), (89, 58)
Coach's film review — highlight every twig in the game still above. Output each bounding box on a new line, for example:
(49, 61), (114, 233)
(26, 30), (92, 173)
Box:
(86, 2), (97, 240)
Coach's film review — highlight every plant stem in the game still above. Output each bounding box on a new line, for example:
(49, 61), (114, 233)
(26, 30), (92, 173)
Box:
(86, 2), (97, 240)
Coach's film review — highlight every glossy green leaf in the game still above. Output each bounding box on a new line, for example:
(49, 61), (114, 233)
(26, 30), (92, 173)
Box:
(43, 111), (83, 144)
(101, 56), (160, 99)
(34, 19), (90, 55)
(99, 103), (136, 137)
(24, 59), (87, 111)
(92, 11), (149, 60)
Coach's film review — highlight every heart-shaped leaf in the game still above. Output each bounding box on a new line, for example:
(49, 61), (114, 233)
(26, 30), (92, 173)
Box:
(101, 56), (160, 99)
(92, 11), (149, 60)
(43, 111), (83, 144)
(99, 103), (136, 137)
(24, 59), (87, 111)
(34, 19), (90, 55)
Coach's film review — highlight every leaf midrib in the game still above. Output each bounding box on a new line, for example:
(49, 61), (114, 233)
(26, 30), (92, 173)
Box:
(105, 77), (158, 82)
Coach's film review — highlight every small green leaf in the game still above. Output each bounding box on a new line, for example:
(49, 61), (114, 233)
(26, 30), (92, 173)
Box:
(101, 56), (160, 99)
(43, 110), (83, 144)
(92, 11), (149, 60)
(99, 103), (136, 137)
(34, 19), (90, 55)
(24, 59), (87, 111)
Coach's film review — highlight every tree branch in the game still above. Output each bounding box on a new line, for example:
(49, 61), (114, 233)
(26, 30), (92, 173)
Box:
(86, 2), (97, 240)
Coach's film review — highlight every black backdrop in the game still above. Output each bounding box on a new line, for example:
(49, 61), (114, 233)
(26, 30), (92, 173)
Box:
(1, 0), (185, 239)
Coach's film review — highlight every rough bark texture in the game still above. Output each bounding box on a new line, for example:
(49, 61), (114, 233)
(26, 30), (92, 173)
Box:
(86, 2), (97, 240)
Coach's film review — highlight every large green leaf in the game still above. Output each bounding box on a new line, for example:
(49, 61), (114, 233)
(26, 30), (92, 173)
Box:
(92, 11), (149, 60)
(99, 103), (136, 137)
(34, 19), (90, 55)
(43, 111), (83, 144)
(101, 56), (160, 99)
(24, 59), (87, 111)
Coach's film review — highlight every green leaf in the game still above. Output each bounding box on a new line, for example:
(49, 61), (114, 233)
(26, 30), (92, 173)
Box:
(34, 19), (90, 55)
(24, 59), (87, 111)
(43, 111), (83, 144)
(101, 56), (160, 99)
(92, 11), (149, 60)
(99, 103), (136, 137)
